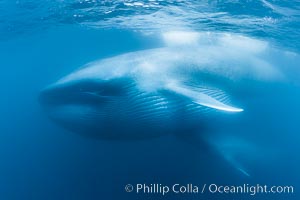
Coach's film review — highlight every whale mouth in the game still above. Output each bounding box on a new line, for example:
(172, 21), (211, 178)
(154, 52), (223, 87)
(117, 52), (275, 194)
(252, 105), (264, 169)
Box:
(39, 79), (128, 107)
(38, 78), (133, 138)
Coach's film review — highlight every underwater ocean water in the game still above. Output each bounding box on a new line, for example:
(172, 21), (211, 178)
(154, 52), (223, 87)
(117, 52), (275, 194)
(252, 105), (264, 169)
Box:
(0, 0), (300, 199)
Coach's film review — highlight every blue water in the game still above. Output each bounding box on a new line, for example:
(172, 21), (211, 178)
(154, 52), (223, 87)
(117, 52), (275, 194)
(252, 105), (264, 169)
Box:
(0, 1), (300, 199)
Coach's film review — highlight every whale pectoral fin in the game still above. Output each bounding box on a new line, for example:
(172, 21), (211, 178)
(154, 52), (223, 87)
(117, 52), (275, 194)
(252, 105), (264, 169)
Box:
(207, 135), (255, 177)
(166, 82), (243, 112)
(177, 133), (251, 177)
(192, 99), (243, 112)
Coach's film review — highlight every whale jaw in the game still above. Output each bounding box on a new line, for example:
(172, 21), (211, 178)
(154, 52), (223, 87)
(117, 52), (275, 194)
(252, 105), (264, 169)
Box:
(39, 78), (181, 139)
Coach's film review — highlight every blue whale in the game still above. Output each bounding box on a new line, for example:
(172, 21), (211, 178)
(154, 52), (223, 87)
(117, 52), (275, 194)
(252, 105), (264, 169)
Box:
(39, 31), (299, 175)
(39, 31), (296, 138)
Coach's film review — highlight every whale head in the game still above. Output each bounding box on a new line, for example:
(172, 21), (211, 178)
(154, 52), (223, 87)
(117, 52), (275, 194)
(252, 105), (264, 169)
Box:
(39, 76), (156, 139)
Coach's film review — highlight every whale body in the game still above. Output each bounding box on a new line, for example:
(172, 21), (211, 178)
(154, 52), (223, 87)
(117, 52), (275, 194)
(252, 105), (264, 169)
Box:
(39, 31), (298, 141)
